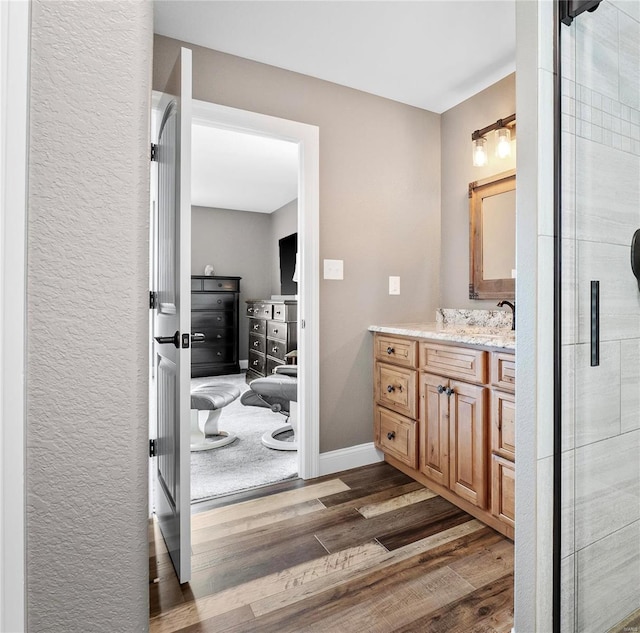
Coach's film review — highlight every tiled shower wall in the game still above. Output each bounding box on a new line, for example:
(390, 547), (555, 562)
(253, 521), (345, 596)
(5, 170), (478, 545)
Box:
(561, 1), (640, 631)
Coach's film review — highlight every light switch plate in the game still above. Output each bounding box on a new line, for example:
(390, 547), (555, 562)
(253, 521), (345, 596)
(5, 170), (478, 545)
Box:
(323, 259), (344, 280)
(389, 276), (400, 295)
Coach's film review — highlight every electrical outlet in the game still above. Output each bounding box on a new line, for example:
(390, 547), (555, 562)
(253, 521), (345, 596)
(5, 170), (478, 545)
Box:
(389, 276), (400, 295)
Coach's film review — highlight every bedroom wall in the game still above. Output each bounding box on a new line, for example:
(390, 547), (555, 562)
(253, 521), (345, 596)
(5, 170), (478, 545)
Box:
(270, 199), (298, 295)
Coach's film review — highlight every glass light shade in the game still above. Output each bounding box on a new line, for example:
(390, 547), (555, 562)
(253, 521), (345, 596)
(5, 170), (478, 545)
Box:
(472, 137), (488, 167)
(495, 127), (511, 159)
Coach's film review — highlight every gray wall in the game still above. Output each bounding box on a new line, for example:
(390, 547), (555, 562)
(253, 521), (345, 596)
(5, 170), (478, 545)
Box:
(192, 205), (273, 360)
(27, 1), (151, 631)
(270, 199), (298, 295)
(155, 36), (442, 452)
(440, 73), (516, 310)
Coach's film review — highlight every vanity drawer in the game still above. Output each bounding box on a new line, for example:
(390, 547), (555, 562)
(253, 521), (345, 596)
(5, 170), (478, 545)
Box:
(491, 454), (515, 529)
(248, 351), (265, 375)
(491, 352), (516, 392)
(374, 406), (418, 469)
(374, 362), (418, 419)
(420, 343), (487, 384)
(374, 334), (417, 368)
(491, 390), (516, 460)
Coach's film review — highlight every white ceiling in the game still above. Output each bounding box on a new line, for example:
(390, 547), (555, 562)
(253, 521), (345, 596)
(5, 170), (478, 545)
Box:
(155, 0), (516, 213)
(191, 125), (298, 213)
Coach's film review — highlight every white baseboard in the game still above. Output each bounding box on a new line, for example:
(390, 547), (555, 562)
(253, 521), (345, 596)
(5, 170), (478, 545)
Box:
(239, 359), (248, 370)
(318, 442), (384, 476)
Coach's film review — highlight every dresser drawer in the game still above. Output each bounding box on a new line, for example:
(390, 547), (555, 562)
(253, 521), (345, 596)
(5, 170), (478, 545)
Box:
(248, 318), (266, 335)
(374, 406), (418, 468)
(491, 352), (516, 392)
(491, 390), (515, 460)
(420, 343), (487, 384)
(249, 333), (265, 354)
(203, 278), (239, 292)
(267, 320), (289, 341)
(374, 334), (417, 368)
(374, 362), (417, 418)
(272, 303), (297, 322)
(248, 351), (265, 375)
(246, 302), (271, 318)
(191, 278), (203, 291)
(191, 310), (235, 330)
(192, 342), (235, 365)
(491, 454), (515, 529)
(266, 338), (286, 361)
(266, 356), (285, 375)
(192, 292), (236, 311)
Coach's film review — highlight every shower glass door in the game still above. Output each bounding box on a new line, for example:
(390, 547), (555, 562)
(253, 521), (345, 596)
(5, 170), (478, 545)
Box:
(559, 1), (640, 631)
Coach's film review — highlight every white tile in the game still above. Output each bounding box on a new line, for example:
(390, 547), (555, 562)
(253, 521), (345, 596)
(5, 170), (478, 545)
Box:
(592, 91), (603, 111)
(574, 341), (621, 447)
(575, 430), (640, 550)
(590, 124), (603, 144)
(621, 339), (640, 433)
(576, 2), (620, 101)
(562, 449), (575, 558)
(577, 520), (640, 633)
(591, 108), (602, 128)
(610, 0), (640, 21)
(619, 10), (640, 110)
(575, 139), (640, 246)
(561, 555), (576, 633)
(561, 238), (577, 345)
(562, 344), (576, 451)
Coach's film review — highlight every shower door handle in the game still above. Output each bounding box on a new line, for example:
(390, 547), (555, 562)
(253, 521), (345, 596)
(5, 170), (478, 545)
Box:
(591, 281), (599, 367)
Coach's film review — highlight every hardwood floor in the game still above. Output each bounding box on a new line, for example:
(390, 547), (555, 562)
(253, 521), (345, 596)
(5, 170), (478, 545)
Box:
(149, 462), (514, 633)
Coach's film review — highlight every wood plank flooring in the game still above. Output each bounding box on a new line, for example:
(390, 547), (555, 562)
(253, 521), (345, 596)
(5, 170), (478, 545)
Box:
(149, 462), (514, 633)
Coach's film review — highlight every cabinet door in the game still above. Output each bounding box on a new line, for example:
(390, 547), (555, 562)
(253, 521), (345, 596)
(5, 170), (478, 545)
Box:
(491, 454), (515, 528)
(491, 390), (515, 460)
(449, 381), (488, 508)
(419, 373), (450, 487)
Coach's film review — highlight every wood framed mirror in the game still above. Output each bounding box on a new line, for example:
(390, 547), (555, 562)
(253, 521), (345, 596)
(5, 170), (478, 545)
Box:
(469, 170), (516, 300)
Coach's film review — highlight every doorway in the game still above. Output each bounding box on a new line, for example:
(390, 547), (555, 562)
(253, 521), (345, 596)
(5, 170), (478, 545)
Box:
(148, 96), (320, 516)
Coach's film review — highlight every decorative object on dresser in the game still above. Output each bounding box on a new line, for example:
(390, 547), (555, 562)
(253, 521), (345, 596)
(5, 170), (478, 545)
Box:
(372, 330), (515, 540)
(246, 299), (297, 381)
(191, 276), (241, 378)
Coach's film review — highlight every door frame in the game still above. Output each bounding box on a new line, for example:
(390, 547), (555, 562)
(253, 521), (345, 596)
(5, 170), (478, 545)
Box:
(0, 0), (29, 630)
(151, 96), (320, 481)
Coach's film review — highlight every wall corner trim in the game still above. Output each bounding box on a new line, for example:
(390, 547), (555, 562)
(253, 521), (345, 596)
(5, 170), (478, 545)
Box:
(318, 442), (384, 476)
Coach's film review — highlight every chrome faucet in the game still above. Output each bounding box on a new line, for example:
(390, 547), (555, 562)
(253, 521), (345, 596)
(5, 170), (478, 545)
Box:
(497, 300), (516, 331)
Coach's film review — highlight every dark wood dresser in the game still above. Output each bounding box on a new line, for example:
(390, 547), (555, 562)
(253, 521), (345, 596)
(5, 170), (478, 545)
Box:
(191, 276), (241, 377)
(246, 299), (297, 381)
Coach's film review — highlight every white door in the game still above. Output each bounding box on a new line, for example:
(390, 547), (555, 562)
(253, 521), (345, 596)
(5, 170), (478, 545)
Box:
(152, 47), (192, 583)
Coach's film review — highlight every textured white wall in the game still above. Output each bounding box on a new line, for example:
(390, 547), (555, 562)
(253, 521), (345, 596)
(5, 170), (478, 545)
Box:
(27, 2), (152, 631)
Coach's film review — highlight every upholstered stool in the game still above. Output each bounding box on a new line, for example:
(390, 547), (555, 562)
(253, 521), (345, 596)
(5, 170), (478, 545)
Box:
(240, 366), (298, 451)
(190, 383), (241, 451)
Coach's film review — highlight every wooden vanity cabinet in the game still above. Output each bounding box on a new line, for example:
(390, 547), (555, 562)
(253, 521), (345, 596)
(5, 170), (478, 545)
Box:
(419, 349), (488, 510)
(373, 332), (515, 540)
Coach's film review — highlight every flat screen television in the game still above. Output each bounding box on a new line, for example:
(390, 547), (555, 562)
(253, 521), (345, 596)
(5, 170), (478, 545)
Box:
(279, 232), (298, 295)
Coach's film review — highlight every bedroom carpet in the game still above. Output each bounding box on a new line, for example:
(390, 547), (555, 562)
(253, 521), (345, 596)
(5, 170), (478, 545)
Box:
(190, 372), (298, 502)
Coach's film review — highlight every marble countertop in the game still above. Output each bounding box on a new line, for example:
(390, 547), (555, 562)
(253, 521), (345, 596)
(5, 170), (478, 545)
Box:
(368, 322), (515, 350)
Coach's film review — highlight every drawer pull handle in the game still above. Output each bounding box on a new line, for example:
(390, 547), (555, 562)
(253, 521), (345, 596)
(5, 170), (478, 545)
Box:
(253, 360), (259, 366)
(386, 347), (394, 355)
(253, 341), (260, 347)
(217, 316), (222, 321)
(387, 385), (395, 393)
(387, 432), (396, 440)
(216, 351), (222, 356)
(254, 324), (260, 330)
(445, 387), (455, 397)
(273, 329), (279, 334)
(272, 347), (279, 353)
(437, 385), (445, 394)
(248, 308), (254, 313)
(216, 334), (222, 339)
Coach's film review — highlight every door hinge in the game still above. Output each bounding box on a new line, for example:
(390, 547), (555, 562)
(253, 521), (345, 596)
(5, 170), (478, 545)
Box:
(149, 290), (158, 309)
(150, 143), (158, 162)
(149, 439), (157, 458)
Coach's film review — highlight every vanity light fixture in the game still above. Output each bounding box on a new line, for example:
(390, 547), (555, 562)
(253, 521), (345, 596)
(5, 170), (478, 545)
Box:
(471, 113), (516, 167)
(472, 137), (488, 167)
